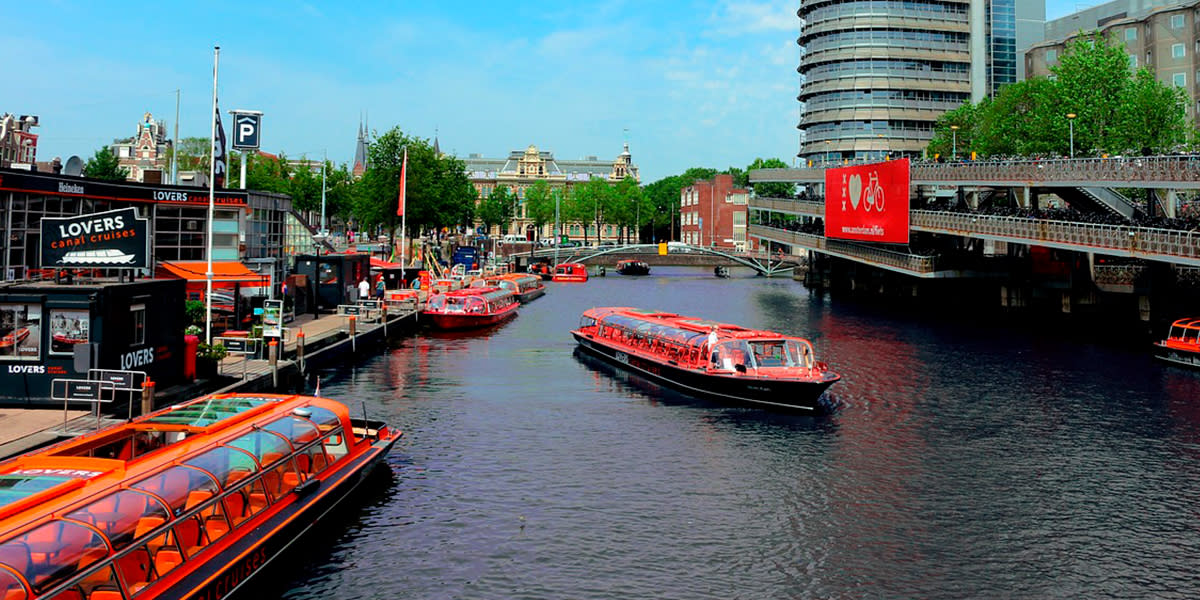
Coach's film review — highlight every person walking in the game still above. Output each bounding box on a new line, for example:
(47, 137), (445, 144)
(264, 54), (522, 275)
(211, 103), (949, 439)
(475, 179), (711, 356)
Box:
(357, 277), (369, 301)
(375, 275), (386, 300)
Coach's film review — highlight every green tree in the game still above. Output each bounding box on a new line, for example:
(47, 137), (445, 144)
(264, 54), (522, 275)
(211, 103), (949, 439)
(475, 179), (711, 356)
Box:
(524, 180), (556, 239)
(1113, 68), (1189, 154)
(571, 178), (613, 244)
(745, 158), (792, 197)
(83, 147), (129, 181)
(1052, 32), (1131, 155)
(478, 185), (515, 234)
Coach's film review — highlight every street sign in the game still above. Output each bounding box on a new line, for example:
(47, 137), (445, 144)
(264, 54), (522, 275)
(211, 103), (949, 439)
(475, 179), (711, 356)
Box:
(88, 369), (146, 392)
(218, 338), (254, 354)
(51, 379), (116, 402)
(231, 112), (262, 150)
(263, 300), (283, 338)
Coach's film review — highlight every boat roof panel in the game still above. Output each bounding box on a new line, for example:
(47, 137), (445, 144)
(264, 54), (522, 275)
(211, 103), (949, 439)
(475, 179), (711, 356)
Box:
(142, 395), (278, 427)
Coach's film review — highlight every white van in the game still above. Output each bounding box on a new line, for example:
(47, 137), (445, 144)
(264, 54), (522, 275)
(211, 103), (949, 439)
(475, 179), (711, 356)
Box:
(502, 234), (526, 244)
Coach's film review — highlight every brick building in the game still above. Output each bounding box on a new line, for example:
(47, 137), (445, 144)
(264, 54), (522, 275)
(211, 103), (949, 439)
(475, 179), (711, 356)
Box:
(679, 174), (750, 251)
(110, 112), (171, 183)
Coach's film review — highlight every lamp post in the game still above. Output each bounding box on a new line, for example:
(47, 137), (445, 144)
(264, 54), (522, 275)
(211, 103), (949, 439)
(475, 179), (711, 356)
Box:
(1067, 113), (1076, 158)
(950, 125), (959, 160)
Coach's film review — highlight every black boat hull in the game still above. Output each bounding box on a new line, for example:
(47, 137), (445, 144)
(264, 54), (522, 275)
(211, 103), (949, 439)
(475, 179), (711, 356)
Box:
(573, 333), (837, 411)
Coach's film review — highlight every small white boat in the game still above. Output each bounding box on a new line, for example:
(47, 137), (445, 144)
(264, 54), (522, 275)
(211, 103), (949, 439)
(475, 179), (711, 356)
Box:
(58, 248), (137, 265)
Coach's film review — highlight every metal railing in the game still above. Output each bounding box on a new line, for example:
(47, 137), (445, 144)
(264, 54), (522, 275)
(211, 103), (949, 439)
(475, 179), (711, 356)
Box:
(751, 156), (1200, 187)
(749, 224), (939, 274)
(911, 211), (1200, 265)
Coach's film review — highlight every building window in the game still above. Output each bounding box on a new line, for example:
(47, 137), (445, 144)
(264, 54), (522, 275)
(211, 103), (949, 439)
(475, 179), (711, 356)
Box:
(1171, 14), (1185, 29)
(131, 304), (146, 346)
(1046, 49), (1057, 63)
(1174, 72), (1187, 88)
(1173, 43), (1185, 59)
(1126, 27), (1137, 41)
(1130, 54), (1138, 68)
(48, 309), (89, 357)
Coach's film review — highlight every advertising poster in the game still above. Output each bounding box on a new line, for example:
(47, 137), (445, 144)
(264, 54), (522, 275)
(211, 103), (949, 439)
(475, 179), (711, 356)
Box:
(262, 300), (283, 338)
(0, 304), (41, 360)
(49, 309), (90, 355)
(824, 158), (911, 244)
(40, 207), (150, 269)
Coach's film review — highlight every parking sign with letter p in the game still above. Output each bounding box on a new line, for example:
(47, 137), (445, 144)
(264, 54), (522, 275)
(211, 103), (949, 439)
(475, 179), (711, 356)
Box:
(231, 111), (262, 150)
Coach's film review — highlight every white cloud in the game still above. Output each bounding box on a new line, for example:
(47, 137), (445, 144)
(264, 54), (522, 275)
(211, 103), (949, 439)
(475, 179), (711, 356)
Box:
(709, 1), (797, 36)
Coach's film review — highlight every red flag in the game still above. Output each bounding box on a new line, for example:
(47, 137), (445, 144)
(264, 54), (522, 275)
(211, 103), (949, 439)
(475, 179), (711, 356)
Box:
(396, 148), (407, 217)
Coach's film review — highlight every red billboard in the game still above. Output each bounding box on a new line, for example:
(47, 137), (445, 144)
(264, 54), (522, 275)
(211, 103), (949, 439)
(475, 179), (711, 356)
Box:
(824, 158), (910, 244)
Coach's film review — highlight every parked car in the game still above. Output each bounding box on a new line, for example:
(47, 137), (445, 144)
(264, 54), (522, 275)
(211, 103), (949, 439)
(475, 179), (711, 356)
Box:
(558, 240), (581, 248)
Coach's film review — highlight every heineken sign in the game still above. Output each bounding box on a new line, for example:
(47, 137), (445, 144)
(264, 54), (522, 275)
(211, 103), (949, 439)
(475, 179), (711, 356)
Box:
(40, 207), (149, 269)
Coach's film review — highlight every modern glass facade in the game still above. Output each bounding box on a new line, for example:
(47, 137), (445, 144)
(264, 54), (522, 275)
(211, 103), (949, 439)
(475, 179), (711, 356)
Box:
(797, 0), (1044, 166)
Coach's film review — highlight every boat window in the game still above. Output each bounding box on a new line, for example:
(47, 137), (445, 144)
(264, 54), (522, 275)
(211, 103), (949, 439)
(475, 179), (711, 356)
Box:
(787, 340), (815, 369)
(262, 457), (302, 499)
(45, 564), (119, 600)
(130, 466), (219, 516)
(0, 474), (74, 510)
(226, 431), (292, 468)
(464, 298), (485, 314)
(323, 431), (349, 462)
(426, 295), (446, 311)
(185, 446), (260, 488)
(65, 490), (169, 552)
(712, 341), (753, 371)
(1170, 325), (1184, 339)
(3, 520), (108, 595)
(261, 416), (320, 448)
(580, 316), (596, 328)
(142, 395), (274, 427)
(0, 567), (26, 600)
(173, 493), (231, 561)
(750, 341), (789, 368)
(301, 406), (342, 432)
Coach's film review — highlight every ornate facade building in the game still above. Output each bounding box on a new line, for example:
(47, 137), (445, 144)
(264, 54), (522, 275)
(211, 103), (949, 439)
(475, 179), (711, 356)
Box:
(110, 112), (171, 183)
(0, 114), (39, 169)
(464, 143), (639, 241)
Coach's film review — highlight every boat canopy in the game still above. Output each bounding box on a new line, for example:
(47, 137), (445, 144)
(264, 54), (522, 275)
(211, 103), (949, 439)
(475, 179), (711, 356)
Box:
(589, 311), (708, 349)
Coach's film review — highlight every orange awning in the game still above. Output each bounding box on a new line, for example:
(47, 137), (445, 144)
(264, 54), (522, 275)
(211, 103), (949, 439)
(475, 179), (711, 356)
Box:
(155, 261), (269, 284)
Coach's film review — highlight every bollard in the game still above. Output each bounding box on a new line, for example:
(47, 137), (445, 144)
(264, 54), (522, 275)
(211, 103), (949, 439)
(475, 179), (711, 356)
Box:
(269, 339), (279, 389)
(297, 331), (306, 375)
(382, 303), (388, 337)
(349, 315), (357, 354)
(141, 379), (156, 417)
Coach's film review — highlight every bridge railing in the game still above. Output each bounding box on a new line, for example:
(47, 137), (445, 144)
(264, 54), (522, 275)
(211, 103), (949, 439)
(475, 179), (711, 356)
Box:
(749, 224), (938, 273)
(912, 211), (1200, 263)
(751, 155), (1200, 186)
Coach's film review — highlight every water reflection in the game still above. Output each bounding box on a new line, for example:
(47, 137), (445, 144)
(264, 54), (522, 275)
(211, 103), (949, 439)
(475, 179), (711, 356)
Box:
(280, 267), (1200, 600)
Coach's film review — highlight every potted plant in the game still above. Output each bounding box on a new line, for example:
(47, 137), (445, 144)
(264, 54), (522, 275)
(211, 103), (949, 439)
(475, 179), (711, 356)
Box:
(196, 342), (227, 379)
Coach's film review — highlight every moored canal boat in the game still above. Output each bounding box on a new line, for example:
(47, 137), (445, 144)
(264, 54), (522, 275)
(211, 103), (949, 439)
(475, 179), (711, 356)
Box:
(551, 263), (588, 283)
(1155, 317), (1200, 368)
(571, 307), (840, 411)
(471, 274), (545, 303)
(615, 260), (650, 276)
(422, 287), (519, 330)
(0, 392), (399, 600)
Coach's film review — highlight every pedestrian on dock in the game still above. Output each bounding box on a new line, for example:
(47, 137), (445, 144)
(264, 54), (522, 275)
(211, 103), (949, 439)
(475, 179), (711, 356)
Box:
(358, 277), (369, 301)
(375, 276), (385, 300)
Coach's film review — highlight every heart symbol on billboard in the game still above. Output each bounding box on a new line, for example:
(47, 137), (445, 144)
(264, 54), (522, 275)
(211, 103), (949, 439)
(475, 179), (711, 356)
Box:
(848, 174), (862, 210)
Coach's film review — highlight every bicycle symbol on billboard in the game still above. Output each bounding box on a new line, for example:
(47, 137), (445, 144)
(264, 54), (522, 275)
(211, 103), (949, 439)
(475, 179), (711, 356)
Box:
(842, 171), (886, 212)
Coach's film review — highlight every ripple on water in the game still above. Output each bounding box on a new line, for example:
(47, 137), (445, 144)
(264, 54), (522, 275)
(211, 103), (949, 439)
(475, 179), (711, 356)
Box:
(281, 268), (1200, 599)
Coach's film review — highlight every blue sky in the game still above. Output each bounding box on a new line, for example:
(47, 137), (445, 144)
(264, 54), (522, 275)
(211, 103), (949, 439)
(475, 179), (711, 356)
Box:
(10, 1), (1090, 183)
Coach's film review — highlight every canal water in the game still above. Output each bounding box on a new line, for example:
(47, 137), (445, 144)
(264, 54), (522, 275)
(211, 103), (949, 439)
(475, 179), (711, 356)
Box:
(282, 267), (1200, 599)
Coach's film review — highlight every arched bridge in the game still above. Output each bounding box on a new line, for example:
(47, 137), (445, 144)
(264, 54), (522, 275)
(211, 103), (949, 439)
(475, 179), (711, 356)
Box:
(522, 244), (800, 277)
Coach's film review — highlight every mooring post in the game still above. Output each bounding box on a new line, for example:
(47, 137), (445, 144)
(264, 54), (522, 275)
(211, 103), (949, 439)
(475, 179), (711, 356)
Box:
(349, 315), (357, 354)
(297, 331), (306, 375)
(382, 303), (388, 337)
(269, 339), (279, 389)
(141, 378), (155, 417)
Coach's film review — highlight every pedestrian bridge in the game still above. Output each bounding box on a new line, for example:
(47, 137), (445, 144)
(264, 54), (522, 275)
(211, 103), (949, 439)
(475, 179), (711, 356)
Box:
(751, 198), (1200, 268)
(523, 244), (800, 276)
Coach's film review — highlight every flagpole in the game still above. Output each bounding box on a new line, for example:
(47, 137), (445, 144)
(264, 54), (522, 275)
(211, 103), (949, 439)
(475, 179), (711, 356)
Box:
(400, 148), (408, 267)
(205, 45), (219, 346)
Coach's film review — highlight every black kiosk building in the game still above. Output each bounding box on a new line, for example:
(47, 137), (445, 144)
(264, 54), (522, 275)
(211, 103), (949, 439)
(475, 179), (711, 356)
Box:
(293, 253), (370, 313)
(0, 278), (185, 405)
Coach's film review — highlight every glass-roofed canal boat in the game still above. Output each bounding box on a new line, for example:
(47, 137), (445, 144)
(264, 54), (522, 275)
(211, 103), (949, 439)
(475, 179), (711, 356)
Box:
(0, 392), (400, 600)
(572, 307), (840, 411)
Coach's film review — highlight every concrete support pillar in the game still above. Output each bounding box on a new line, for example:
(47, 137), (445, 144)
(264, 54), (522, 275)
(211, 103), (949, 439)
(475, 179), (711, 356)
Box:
(1156, 189), (1177, 218)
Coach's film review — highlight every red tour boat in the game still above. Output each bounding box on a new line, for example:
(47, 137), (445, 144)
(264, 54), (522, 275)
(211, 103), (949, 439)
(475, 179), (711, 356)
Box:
(470, 274), (546, 303)
(551, 263), (588, 283)
(0, 392), (399, 600)
(0, 328), (30, 350)
(1155, 317), (1200, 368)
(422, 287), (519, 330)
(572, 307), (840, 411)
